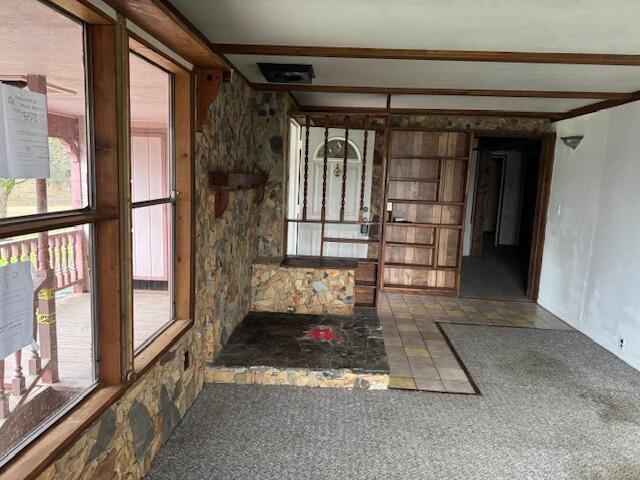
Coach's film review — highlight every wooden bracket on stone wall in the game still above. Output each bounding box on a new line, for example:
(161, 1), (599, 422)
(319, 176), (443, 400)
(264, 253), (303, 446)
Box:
(196, 68), (224, 131)
(209, 171), (268, 219)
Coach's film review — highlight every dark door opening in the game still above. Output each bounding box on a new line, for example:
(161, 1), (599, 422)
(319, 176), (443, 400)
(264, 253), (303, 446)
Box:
(461, 137), (542, 301)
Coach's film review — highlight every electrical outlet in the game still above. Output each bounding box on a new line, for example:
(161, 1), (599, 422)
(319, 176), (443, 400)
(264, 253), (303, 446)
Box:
(618, 337), (625, 352)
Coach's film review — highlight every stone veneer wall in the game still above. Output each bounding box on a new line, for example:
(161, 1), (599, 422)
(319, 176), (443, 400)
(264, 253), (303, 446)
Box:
(195, 76), (292, 362)
(251, 262), (355, 315)
(32, 76), (292, 479)
(370, 114), (553, 132)
(37, 329), (205, 479)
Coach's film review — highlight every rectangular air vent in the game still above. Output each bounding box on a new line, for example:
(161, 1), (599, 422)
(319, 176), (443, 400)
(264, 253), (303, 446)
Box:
(258, 63), (315, 84)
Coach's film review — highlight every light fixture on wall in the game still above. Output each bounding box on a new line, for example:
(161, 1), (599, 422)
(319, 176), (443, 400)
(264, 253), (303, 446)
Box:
(561, 135), (584, 150)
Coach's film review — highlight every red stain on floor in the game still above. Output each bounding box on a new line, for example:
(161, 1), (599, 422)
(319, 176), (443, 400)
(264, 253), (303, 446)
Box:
(303, 326), (340, 341)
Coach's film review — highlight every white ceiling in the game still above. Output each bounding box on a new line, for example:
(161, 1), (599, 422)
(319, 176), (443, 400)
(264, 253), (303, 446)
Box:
(230, 55), (640, 93)
(171, 0), (640, 54)
(171, 0), (640, 114)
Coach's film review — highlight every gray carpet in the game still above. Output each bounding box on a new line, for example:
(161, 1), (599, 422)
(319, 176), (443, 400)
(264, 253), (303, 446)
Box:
(146, 326), (640, 480)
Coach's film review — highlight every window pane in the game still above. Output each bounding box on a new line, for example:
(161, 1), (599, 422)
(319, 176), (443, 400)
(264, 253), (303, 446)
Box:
(133, 204), (173, 351)
(129, 54), (171, 203)
(0, 225), (96, 465)
(0, 1), (89, 219)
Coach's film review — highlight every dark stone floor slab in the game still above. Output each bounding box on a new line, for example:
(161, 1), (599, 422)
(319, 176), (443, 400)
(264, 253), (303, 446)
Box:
(213, 308), (389, 374)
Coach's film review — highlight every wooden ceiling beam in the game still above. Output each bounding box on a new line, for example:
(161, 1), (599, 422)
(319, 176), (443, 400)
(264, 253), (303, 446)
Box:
(555, 90), (640, 121)
(214, 44), (640, 66)
(297, 105), (562, 119)
(253, 83), (626, 100)
(104, 0), (227, 68)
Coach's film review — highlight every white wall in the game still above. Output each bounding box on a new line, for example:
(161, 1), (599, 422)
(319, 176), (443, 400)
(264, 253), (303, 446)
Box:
(538, 100), (640, 371)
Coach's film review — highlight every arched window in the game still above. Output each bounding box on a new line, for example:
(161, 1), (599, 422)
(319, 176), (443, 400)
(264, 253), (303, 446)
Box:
(316, 138), (359, 160)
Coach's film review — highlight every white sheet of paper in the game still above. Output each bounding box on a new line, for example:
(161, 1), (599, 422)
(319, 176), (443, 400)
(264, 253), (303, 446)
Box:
(0, 83), (50, 179)
(0, 261), (34, 359)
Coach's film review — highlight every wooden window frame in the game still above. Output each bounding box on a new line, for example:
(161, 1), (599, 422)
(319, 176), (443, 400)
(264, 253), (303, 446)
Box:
(0, 1), (195, 478)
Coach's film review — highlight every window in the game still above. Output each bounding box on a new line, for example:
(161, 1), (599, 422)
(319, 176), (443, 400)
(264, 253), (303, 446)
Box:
(0, 0), (97, 466)
(129, 53), (175, 351)
(286, 126), (379, 259)
(0, 1), (194, 473)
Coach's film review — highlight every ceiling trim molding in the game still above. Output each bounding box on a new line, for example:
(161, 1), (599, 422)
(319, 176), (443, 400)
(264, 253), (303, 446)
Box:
(214, 44), (640, 66)
(297, 105), (562, 119)
(555, 90), (640, 121)
(253, 83), (626, 100)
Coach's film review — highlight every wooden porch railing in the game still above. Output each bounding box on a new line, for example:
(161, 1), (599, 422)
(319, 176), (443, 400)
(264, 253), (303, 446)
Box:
(0, 228), (88, 420)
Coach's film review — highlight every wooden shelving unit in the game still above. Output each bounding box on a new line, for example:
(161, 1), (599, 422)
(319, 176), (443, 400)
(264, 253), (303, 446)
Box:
(380, 130), (472, 295)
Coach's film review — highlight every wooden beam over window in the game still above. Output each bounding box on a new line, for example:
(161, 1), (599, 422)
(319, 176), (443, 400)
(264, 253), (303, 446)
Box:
(212, 44), (640, 66)
(104, 0), (227, 68)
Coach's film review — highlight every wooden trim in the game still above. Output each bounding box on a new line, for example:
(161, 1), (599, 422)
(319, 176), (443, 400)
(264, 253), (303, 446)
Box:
(555, 90), (640, 121)
(133, 319), (193, 376)
(195, 69), (224, 130)
(114, 15), (135, 382)
(129, 35), (191, 74)
(254, 83), (625, 100)
(47, 0), (114, 24)
(0, 211), (115, 238)
(90, 22), (124, 386)
(0, 385), (125, 480)
(174, 68), (195, 320)
(1, 320), (193, 480)
(456, 132), (475, 295)
(103, 0), (226, 68)
(298, 106), (562, 119)
(527, 133), (556, 301)
(212, 44), (640, 66)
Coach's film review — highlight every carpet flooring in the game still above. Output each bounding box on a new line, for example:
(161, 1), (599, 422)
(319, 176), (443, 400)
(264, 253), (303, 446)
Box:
(146, 325), (640, 480)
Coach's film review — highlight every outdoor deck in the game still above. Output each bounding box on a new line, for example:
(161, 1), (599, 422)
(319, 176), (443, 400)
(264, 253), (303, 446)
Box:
(3, 289), (171, 389)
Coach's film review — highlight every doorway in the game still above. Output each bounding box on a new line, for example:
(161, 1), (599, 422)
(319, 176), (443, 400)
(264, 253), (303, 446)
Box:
(461, 136), (544, 301)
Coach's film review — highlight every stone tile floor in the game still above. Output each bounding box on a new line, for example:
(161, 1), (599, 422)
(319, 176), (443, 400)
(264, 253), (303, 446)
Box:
(378, 293), (573, 393)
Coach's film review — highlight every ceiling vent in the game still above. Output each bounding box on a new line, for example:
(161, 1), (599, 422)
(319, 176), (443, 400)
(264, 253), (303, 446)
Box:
(258, 63), (315, 84)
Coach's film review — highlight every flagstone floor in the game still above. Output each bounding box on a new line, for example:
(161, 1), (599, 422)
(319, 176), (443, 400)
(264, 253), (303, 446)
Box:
(378, 293), (573, 393)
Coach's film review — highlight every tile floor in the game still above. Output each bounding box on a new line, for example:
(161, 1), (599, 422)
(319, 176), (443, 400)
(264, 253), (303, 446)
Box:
(378, 293), (573, 393)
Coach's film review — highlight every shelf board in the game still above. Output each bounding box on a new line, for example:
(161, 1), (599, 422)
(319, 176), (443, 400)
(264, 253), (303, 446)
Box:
(382, 284), (457, 296)
(389, 199), (464, 206)
(323, 237), (379, 244)
(385, 222), (463, 229)
(385, 263), (457, 271)
(385, 241), (434, 248)
(355, 281), (376, 287)
(388, 177), (440, 183)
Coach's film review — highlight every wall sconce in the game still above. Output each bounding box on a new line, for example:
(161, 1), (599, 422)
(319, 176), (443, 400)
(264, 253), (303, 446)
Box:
(561, 135), (584, 149)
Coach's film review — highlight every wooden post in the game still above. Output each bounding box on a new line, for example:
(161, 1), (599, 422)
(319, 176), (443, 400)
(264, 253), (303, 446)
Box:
(0, 360), (8, 419)
(340, 122), (349, 222)
(27, 74), (59, 384)
(302, 115), (310, 221)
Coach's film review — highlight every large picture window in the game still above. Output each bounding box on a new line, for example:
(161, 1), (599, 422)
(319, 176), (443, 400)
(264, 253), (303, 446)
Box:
(0, 0), (97, 466)
(129, 53), (175, 352)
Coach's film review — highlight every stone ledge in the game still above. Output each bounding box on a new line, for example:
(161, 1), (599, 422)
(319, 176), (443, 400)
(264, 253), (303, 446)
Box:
(206, 366), (389, 390)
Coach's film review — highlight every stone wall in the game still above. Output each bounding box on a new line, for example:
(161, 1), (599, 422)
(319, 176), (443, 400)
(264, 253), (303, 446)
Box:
(195, 76), (292, 362)
(33, 75), (292, 479)
(37, 328), (205, 480)
(251, 261), (355, 315)
(370, 114), (553, 133)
